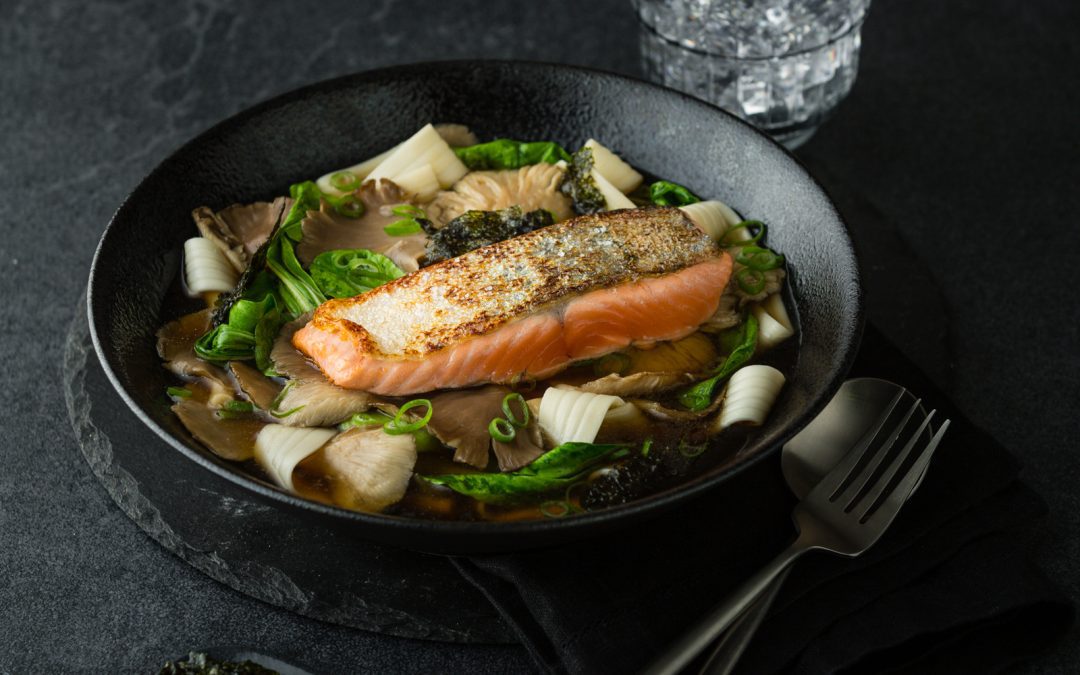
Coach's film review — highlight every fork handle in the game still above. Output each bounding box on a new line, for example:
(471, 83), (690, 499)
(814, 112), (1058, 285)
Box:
(641, 538), (811, 675)
(698, 566), (792, 675)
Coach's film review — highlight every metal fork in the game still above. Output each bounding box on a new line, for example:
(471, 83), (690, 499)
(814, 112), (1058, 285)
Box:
(643, 392), (951, 675)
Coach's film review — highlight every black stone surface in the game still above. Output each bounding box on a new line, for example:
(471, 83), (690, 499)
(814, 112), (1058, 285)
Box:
(2, 0), (1077, 672)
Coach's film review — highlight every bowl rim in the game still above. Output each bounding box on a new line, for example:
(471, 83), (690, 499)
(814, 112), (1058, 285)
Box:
(88, 58), (864, 544)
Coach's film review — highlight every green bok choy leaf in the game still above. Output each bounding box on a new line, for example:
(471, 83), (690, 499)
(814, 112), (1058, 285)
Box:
(678, 313), (759, 411)
(420, 442), (628, 503)
(453, 139), (571, 171)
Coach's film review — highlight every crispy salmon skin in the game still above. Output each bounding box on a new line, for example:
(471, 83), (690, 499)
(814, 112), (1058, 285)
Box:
(294, 207), (732, 394)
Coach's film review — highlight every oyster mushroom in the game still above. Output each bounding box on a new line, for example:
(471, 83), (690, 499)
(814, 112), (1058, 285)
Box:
(317, 427), (417, 512)
(634, 396), (724, 423)
(426, 386), (545, 472)
(701, 291), (742, 333)
(579, 372), (696, 397)
(269, 315), (317, 380)
(427, 163), (573, 228)
(172, 398), (262, 461)
(228, 361), (282, 410)
(191, 196), (290, 273)
(296, 179), (427, 272)
(269, 317), (385, 427)
(156, 309), (233, 408)
(578, 333), (718, 397)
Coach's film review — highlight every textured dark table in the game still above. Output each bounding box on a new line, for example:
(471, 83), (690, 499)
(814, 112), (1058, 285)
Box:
(2, 0), (1077, 672)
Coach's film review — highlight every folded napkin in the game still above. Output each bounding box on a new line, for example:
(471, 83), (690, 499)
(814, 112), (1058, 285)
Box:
(452, 324), (1074, 674)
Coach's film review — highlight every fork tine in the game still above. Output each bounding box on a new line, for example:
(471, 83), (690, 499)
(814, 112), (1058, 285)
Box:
(860, 416), (950, 524)
(837, 397), (923, 510)
(855, 410), (935, 518)
(810, 390), (906, 500)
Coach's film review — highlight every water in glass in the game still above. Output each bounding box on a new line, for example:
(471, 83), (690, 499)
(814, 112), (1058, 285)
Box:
(636, 0), (870, 148)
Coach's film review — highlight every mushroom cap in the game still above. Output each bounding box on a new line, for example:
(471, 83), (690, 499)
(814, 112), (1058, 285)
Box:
(297, 179), (427, 273)
(575, 333), (718, 397)
(426, 385), (545, 472)
(156, 309), (233, 407)
(191, 196), (289, 273)
(172, 399), (262, 461)
(319, 427), (417, 512)
(427, 164), (573, 228)
(270, 316), (385, 426)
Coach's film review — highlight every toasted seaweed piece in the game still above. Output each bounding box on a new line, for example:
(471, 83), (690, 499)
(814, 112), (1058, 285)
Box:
(159, 651), (278, 675)
(210, 201), (287, 326)
(424, 206), (554, 265)
(559, 146), (605, 215)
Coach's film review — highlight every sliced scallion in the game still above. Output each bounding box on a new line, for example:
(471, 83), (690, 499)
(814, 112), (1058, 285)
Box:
(678, 440), (707, 458)
(719, 220), (766, 247)
(391, 204), (427, 219)
(735, 245), (784, 271)
(384, 219), (423, 236)
(167, 386), (193, 399)
(329, 170), (360, 192)
(384, 204), (427, 236)
(224, 400), (255, 413)
(501, 393), (530, 428)
(488, 417), (516, 443)
(736, 268), (766, 295)
(384, 398), (432, 435)
(339, 410), (393, 430)
(333, 194), (365, 219)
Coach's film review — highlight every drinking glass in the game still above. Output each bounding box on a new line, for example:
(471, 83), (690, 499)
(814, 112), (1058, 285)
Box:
(636, 0), (870, 148)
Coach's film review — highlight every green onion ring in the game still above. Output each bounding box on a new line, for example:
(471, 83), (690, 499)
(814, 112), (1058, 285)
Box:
(488, 417), (516, 442)
(641, 438), (654, 457)
(339, 410), (392, 431)
(501, 393), (530, 428)
(329, 170), (360, 192)
(224, 400), (254, 413)
(540, 500), (571, 518)
(333, 195), (365, 219)
(678, 440), (707, 458)
(735, 245), (784, 270)
(383, 219), (423, 236)
(391, 204), (427, 218)
(736, 268), (766, 295)
(720, 220), (765, 247)
(384, 398), (433, 435)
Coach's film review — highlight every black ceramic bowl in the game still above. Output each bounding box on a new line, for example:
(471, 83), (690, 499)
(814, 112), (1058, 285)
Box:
(88, 61), (862, 554)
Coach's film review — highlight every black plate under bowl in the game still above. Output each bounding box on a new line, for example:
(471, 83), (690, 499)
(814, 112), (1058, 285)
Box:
(88, 60), (862, 554)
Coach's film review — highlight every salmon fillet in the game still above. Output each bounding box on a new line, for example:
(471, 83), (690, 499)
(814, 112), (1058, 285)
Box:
(293, 207), (732, 395)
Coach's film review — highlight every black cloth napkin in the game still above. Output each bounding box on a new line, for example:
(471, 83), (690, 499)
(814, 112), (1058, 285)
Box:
(452, 324), (1074, 674)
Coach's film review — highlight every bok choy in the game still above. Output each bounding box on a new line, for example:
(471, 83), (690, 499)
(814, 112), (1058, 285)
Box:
(678, 313), (759, 411)
(421, 442), (628, 502)
(309, 249), (404, 298)
(453, 139), (571, 171)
